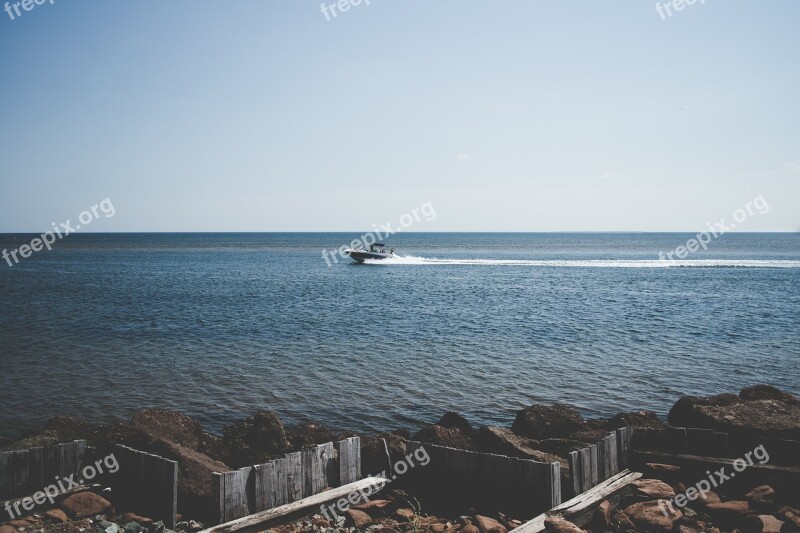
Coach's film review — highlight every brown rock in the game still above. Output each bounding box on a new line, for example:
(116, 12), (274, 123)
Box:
(645, 463), (681, 478)
(0, 526), (18, 533)
(60, 492), (113, 519)
(131, 409), (222, 458)
(473, 427), (565, 465)
(461, 526), (480, 533)
(222, 411), (290, 466)
(698, 490), (722, 505)
(784, 510), (800, 530)
(746, 485), (776, 506)
(706, 500), (751, 521)
(7, 520), (33, 528)
(119, 513), (154, 526)
(395, 508), (416, 522)
(284, 421), (336, 450)
(624, 500), (682, 531)
(438, 412), (474, 435)
(543, 517), (583, 533)
(431, 524), (447, 533)
(592, 500), (611, 530)
(353, 499), (393, 511)
(311, 517), (331, 528)
(412, 424), (474, 451)
(346, 509), (373, 528)
(511, 404), (587, 439)
(740, 384), (800, 406)
(44, 509), (69, 523)
(742, 514), (784, 533)
(633, 479), (676, 500)
(602, 410), (666, 430)
(474, 515), (506, 533)
(361, 433), (407, 476)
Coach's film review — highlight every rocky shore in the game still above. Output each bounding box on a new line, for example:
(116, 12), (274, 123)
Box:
(1, 384), (799, 533)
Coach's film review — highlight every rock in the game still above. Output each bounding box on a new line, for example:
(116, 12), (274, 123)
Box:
(473, 427), (564, 464)
(7, 519), (33, 528)
(103, 522), (119, 533)
(746, 485), (776, 507)
(395, 509), (416, 522)
(668, 389), (800, 440)
(705, 501), (751, 523)
(412, 425), (474, 451)
(354, 498), (393, 508)
(461, 526), (480, 533)
(592, 500), (611, 530)
(645, 463), (681, 476)
(284, 421), (336, 450)
(511, 404), (587, 439)
(607, 410), (666, 430)
(741, 514), (784, 533)
(624, 500), (682, 531)
(431, 524), (446, 533)
(119, 523), (142, 533)
(474, 515), (506, 533)
(438, 412), (474, 435)
(311, 517), (331, 528)
(44, 415), (87, 441)
(119, 513), (153, 526)
(131, 409), (222, 459)
(222, 411), (290, 467)
(60, 492), (114, 519)
(698, 490), (722, 506)
(188, 520), (203, 531)
(543, 517), (583, 533)
(632, 479), (676, 499)
(346, 509), (373, 528)
(0, 526), (17, 533)
(740, 385), (800, 406)
(361, 433), (407, 476)
(784, 510), (800, 531)
(44, 509), (69, 523)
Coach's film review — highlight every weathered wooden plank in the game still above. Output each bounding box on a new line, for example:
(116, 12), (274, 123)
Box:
(285, 452), (303, 503)
(200, 476), (388, 533)
(588, 444), (599, 487)
(12, 450), (30, 498)
(43, 444), (58, 485)
(596, 438), (607, 481)
(713, 432), (729, 457)
(687, 428), (715, 456)
(212, 473), (225, 525)
(549, 462), (561, 508)
(666, 427), (687, 454)
(223, 469), (251, 522)
(334, 438), (360, 485)
(615, 427), (631, 469)
(0, 451), (9, 500)
(607, 434), (619, 477)
(578, 448), (591, 494)
(27, 447), (44, 495)
(75, 441), (87, 472)
(161, 457), (179, 528)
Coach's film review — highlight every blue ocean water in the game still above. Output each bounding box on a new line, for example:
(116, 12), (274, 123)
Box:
(0, 232), (798, 438)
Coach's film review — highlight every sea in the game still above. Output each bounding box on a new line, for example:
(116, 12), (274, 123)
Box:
(1, 232), (798, 438)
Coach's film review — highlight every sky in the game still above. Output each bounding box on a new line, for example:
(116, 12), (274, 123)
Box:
(0, 0), (798, 232)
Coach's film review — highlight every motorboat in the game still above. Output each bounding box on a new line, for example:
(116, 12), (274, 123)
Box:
(344, 243), (394, 263)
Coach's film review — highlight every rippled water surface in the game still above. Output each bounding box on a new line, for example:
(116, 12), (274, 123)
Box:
(1, 233), (798, 437)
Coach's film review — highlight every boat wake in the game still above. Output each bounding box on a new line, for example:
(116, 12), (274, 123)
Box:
(362, 255), (800, 268)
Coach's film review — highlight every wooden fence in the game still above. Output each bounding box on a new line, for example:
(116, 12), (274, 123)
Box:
(568, 428), (633, 497)
(405, 441), (561, 514)
(0, 441), (87, 501)
(211, 437), (361, 525)
(631, 427), (730, 457)
(112, 445), (179, 528)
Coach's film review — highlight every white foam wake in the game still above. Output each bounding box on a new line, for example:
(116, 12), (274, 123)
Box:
(361, 255), (800, 268)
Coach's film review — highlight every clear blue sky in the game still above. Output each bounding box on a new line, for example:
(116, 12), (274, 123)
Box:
(1, 1), (798, 232)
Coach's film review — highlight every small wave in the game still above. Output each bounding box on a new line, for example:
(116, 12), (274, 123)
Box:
(362, 256), (800, 268)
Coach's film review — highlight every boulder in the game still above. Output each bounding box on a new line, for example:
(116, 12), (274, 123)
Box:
(119, 513), (153, 526)
(284, 421), (336, 449)
(361, 433), (407, 476)
(222, 411), (290, 466)
(394, 508), (415, 521)
(346, 509), (373, 528)
(473, 427), (563, 464)
(131, 409), (222, 459)
(740, 385), (800, 406)
(644, 463), (681, 478)
(600, 411), (666, 430)
(611, 510), (636, 531)
(668, 388), (800, 440)
(624, 500), (682, 531)
(353, 499), (393, 512)
(745, 485), (775, 507)
(438, 412), (474, 435)
(44, 509), (69, 523)
(741, 514), (784, 533)
(474, 515), (506, 533)
(60, 491), (114, 519)
(705, 501), (751, 524)
(511, 404), (587, 439)
(543, 517), (583, 533)
(698, 490), (722, 506)
(44, 415), (87, 441)
(461, 526), (480, 533)
(0, 526), (16, 533)
(633, 479), (676, 500)
(412, 425), (474, 451)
